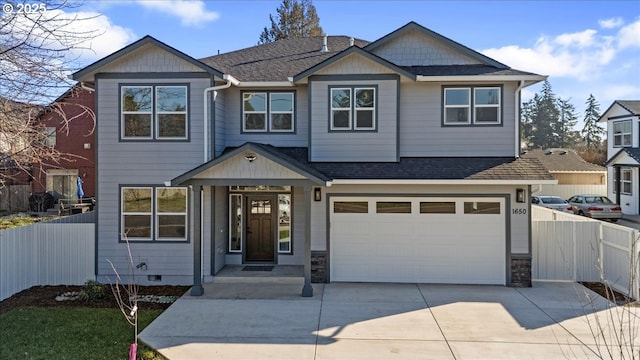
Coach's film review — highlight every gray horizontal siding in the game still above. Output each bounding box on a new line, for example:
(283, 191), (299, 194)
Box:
(222, 87), (308, 148)
(96, 76), (210, 283)
(310, 78), (398, 162)
(399, 81), (517, 157)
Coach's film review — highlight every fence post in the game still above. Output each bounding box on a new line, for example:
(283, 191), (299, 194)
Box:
(634, 230), (640, 300)
(573, 221), (577, 281)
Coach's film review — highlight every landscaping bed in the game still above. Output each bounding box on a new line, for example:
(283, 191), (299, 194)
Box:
(1, 284), (190, 315)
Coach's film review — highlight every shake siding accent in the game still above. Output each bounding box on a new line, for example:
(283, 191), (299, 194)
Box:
(310, 79), (398, 162)
(223, 87), (308, 148)
(96, 76), (210, 284)
(370, 29), (478, 66)
(315, 54), (396, 75)
(98, 44), (205, 73)
(399, 82), (516, 157)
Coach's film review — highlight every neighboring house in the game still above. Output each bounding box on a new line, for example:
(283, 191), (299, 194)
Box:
(0, 98), (40, 211)
(600, 100), (640, 214)
(522, 148), (606, 199)
(72, 21), (554, 296)
(31, 84), (96, 202)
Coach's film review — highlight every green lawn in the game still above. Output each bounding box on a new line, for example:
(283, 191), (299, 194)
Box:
(0, 307), (165, 360)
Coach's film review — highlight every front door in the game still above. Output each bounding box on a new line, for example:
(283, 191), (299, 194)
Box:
(246, 195), (276, 262)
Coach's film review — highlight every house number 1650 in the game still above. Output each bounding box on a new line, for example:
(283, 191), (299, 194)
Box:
(512, 209), (527, 215)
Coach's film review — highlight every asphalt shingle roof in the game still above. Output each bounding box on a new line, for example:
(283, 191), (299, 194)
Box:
(617, 101), (640, 115)
(199, 36), (370, 82)
(521, 149), (605, 172)
(229, 145), (553, 181)
(401, 65), (538, 77)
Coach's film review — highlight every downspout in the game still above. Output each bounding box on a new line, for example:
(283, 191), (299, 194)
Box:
(515, 80), (526, 158)
(203, 75), (239, 162)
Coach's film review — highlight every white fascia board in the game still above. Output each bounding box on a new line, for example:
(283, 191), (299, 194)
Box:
(235, 81), (295, 87)
(416, 75), (546, 82)
(549, 170), (606, 174)
(329, 179), (558, 185)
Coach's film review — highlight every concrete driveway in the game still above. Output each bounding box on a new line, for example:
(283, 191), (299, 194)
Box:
(139, 281), (640, 360)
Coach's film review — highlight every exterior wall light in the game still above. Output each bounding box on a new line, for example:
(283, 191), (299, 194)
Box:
(244, 154), (257, 162)
(516, 188), (526, 203)
(314, 187), (321, 201)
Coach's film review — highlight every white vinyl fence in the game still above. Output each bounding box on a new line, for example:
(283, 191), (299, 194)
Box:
(0, 222), (95, 301)
(532, 206), (640, 300)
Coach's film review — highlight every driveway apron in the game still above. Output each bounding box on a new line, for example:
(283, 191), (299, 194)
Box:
(139, 281), (640, 360)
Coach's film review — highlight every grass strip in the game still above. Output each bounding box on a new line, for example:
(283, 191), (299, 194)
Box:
(0, 307), (165, 360)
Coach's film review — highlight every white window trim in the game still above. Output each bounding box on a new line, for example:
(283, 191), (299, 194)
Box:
(622, 168), (633, 195)
(474, 87), (501, 125)
(269, 93), (295, 132)
(443, 88), (471, 125)
(613, 120), (632, 147)
(229, 194), (243, 253)
(330, 88), (352, 130)
(243, 92), (268, 132)
(121, 186), (153, 241)
(277, 193), (292, 253)
(121, 86), (153, 140)
(155, 86), (188, 140)
(354, 87), (376, 130)
(155, 187), (188, 241)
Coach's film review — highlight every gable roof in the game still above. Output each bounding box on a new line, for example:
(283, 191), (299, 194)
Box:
(292, 46), (416, 82)
(199, 36), (369, 82)
(605, 147), (640, 166)
(72, 35), (224, 82)
(599, 100), (640, 122)
(364, 21), (509, 69)
(521, 149), (605, 172)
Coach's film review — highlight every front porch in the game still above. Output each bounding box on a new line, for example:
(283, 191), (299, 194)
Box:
(171, 143), (329, 297)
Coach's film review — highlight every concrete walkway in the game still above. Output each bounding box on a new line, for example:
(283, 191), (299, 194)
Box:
(139, 281), (640, 360)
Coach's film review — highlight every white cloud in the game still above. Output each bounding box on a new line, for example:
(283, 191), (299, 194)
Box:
(136, 0), (219, 27)
(482, 27), (622, 81)
(617, 19), (640, 48)
(60, 11), (137, 60)
(599, 17), (624, 29)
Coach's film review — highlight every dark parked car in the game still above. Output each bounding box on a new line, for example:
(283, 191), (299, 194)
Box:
(567, 195), (622, 222)
(531, 195), (573, 213)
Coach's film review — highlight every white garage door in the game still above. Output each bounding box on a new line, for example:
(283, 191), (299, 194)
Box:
(330, 197), (506, 284)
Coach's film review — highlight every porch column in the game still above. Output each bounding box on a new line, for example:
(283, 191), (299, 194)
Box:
(302, 184), (313, 297)
(191, 185), (204, 296)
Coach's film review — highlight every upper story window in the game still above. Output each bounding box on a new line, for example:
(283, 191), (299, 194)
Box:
(330, 87), (376, 131)
(443, 86), (501, 126)
(121, 85), (188, 140)
(613, 120), (632, 147)
(41, 127), (56, 147)
(242, 92), (294, 133)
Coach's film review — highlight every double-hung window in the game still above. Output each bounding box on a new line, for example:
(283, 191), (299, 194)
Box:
(443, 86), (501, 125)
(613, 120), (632, 147)
(330, 87), (376, 131)
(242, 92), (294, 132)
(121, 85), (188, 140)
(121, 186), (188, 241)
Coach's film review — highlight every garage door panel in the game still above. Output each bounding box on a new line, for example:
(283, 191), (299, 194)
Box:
(330, 197), (506, 285)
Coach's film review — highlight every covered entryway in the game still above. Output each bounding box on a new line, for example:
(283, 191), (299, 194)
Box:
(330, 196), (506, 284)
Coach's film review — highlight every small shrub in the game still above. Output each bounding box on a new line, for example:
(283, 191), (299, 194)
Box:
(81, 280), (105, 301)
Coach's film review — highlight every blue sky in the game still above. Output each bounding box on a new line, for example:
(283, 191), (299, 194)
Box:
(61, 1), (640, 117)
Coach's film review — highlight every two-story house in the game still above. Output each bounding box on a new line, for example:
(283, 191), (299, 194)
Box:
(601, 100), (640, 214)
(32, 84), (96, 202)
(72, 22), (553, 297)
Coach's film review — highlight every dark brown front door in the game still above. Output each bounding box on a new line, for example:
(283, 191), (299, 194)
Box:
(246, 196), (276, 262)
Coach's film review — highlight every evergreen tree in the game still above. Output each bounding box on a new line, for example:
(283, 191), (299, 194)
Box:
(529, 80), (561, 149)
(557, 97), (579, 147)
(258, 0), (324, 44)
(581, 94), (605, 149)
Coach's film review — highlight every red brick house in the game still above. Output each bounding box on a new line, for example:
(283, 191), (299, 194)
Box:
(31, 84), (96, 201)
